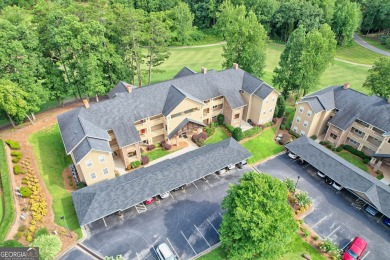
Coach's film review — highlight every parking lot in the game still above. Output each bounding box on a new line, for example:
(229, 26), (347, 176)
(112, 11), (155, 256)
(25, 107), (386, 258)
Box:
(60, 167), (248, 260)
(257, 154), (390, 260)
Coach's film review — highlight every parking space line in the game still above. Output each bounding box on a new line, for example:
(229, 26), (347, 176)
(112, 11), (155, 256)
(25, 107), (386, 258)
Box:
(181, 231), (197, 255)
(135, 203), (147, 214)
(361, 251), (370, 260)
(152, 245), (158, 258)
(166, 238), (180, 260)
(192, 182), (199, 189)
(194, 225), (211, 247)
(218, 212), (223, 218)
(136, 252), (141, 260)
(310, 215), (328, 229)
(325, 226), (340, 239)
(170, 193), (175, 200)
(207, 218), (220, 235)
(214, 173), (220, 179)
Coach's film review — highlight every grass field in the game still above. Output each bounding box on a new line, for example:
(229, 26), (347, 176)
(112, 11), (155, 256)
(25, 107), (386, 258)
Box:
(336, 151), (368, 172)
(199, 234), (325, 260)
(335, 41), (384, 65)
(242, 127), (285, 164)
(143, 148), (171, 161)
(28, 124), (82, 239)
(205, 127), (230, 145)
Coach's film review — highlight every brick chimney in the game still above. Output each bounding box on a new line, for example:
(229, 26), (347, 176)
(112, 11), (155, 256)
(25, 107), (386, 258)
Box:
(125, 84), (132, 93)
(201, 67), (207, 74)
(83, 99), (90, 109)
(343, 82), (350, 90)
(233, 63), (239, 70)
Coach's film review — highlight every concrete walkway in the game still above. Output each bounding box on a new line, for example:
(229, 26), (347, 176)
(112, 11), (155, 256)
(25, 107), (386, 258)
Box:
(146, 141), (198, 166)
(354, 34), (390, 57)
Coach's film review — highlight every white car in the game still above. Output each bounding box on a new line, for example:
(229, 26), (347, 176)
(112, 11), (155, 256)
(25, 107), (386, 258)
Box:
(288, 152), (298, 159)
(275, 134), (283, 142)
(332, 182), (343, 191)
(317, 171), (326, 178)
(226, 164), (235, 170)
(156, 243), (177, 260)
(159, 192), (170, 199)
(216, 168), (227, 175)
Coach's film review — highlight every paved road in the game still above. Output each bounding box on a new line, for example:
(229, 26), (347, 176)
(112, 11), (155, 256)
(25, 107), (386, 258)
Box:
(60, 167), (248, 260)
(354, 34), (390, 57)
(257, 155), (390, 260)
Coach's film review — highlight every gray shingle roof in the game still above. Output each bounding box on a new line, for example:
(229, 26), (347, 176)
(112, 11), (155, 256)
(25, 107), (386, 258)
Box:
(167, 118), (206, 139)
(72, 138), (252, 226)
(73, 138), (112, 164)
(173, 67), (196, 79)
(301, 86), (390, 132)
(285, 136), (390, 217)
(242, 72), (275, 100)
(107, 81), (131, 98)
(58, 67), (276, 157)
(162, 85), (204, 116)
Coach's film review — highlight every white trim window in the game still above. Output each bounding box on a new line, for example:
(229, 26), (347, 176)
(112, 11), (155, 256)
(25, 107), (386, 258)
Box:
(263, 111), (266, 114)
(349, 138), (359, 145)
(293, 126), (298, 133)
(90, 172), (96, 179)
(354, 128), (363, 136)
(269, 108), (273, 112)
(300, 130), (306, 136)
(296, 116), (301, 123)
(99, 155), (106, 163)
(102, 168), (109, 175)
(303, 121), (308, 127)
(307, 110), (312, 117)
(299, 106), (304, 113)
(86, 160), (93, 168)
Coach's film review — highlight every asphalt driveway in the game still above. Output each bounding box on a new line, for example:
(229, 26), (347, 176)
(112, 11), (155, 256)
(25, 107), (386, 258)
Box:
(60, 167), (249, 260)
(256, 154), (390, 260)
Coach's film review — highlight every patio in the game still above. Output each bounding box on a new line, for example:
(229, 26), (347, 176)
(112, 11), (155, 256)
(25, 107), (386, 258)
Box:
(240, 120), (253, 131)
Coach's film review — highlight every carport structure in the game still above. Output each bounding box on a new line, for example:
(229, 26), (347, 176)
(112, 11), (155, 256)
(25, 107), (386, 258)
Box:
(285, 136), (390, 219)
(72, 138), (251, 226)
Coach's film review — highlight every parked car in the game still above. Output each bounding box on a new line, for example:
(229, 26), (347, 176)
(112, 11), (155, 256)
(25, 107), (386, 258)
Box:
(156, 243), (177, 260)
(247, 119), (255, 126)
(343, 237), (367, 260)
(383, 217), (390, 227)
(159, 192), (170, 199)
(236, 163), (244, 169)
(317, 171), (326, 178)
(216, 168), (227, 175)
(297, 159), (307, 165)
(144, 198), (155, 205)
(172, 185), (186, 192)
(275, 134), (283, 142)
(324, 176), (334, 185)
(226, 164), (235, 170)
(287, 152), (298, 159)
(365, 205), (378, 216)
(332, 182), (343, 191)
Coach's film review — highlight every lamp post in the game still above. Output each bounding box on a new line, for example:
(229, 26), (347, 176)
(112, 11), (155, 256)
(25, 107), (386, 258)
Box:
(60, 215), (73, 238)
(293, 176), (301, 195)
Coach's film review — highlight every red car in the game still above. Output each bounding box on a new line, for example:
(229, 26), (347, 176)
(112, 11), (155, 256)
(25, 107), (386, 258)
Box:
(343, 237), (367, 260)
(144, 198), (155, 205)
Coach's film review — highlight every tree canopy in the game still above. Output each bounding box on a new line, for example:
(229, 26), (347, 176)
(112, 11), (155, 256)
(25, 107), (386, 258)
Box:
(219, 172), (298, 260)
(331, 0), (361, 46)
(363, 57), (390, 99)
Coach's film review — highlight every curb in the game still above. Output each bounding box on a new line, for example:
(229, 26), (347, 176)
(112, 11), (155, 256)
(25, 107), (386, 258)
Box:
(189, 242), (221, 260)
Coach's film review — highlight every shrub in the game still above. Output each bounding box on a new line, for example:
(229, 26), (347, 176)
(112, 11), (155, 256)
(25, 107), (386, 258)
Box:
(147, 144), (155, 151)
(35, 227), (49, 238)
(11, 151), (22, 157)
(5, 140), (20, 150)
(20, 187), (32, 198)
(279, 134), (291, 145)
(141, 155), (149, 165)
(283, 177), (295, 193)
(29, 225), (36, 233)
(310, 135), (317, 140)
(335, 146), (343, 152)
(295, 192), (312, 208)
(320, 239), (339, 253)
(131, 161), (141, 169)
(272, 118), (277, 124)
(319, 141), (326, 145)
(302, 228), (310, 237)
(343, 145), (372, 161)
(162, 143), (172, 150)
(363, 158), (370, 164)
(14, 165), (21, 175)
(217, 114), (224, 125)
(12, 157), (21, 163)
(376, 174), (384, 180)
(313, 235), (319, 241)
(289, 130), (300, 138)
(192, 132), (208, 142)
(0, 240), (23, 247)
(232, 127), (244, 141)
(77, 182), (86, 189)
(195, 138), (205, 147)
(280, 124), (285, 130)
(276, 96), (286, 118)
(30, 235), (62, 260)
(18, 225), (27, 232)
(13, 232), (22, 240)
(242, 126), (261, 138)
(26, 235), (33, 242)
(224, 123), (235, 133)
(204, 123), (216, 136)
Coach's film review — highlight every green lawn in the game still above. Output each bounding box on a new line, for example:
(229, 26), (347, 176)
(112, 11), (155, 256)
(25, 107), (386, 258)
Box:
(357, 33), (390, 53)
(335, 41), (383, 65)
(205, 127), (230, 145)
(336, 151), (368, 172)
(143, 148), (171, 161)
(199, 234), (325, 260)
(28, 124), (82, 239)
(242, 127), (285, 164)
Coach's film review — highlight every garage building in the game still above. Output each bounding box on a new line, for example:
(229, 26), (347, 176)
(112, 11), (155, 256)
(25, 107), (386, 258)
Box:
(285, 136), (390, 218)
(72, 138), (252, 226)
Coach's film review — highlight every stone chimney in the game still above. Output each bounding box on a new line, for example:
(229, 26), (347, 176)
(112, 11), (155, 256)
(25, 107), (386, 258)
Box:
(343, 82), (350, 90)
(125, 84), (132, 93)
(233, 63), (239, 70)
(83, 99), (90, 109)
(201, 67), (207, 74)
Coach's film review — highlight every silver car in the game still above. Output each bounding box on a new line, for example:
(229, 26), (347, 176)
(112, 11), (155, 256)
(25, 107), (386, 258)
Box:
(156, 243), (177, 260)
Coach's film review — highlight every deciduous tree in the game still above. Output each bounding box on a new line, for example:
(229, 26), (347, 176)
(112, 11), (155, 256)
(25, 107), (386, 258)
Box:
(30, 235), (61, 260)
(0, 80), (29, 127)
(219, 172), (298, 260)
(170, 2), (194, 45)
(331, 0), (361, 46)
(363, 57), (390, 98)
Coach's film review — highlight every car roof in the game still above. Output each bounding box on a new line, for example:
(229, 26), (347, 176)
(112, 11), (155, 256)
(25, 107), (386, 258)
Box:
(158, 243), (174, 257)
(350, 237), (367, 254)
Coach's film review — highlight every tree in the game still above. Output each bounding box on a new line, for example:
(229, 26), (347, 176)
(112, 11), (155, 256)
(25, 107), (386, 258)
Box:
(184, 0), (221, 29)
(220, 172), (298, 260)
(30, 235), (62, 260)
(170, 2), (194, 45)
(331, 0), (361, 46)
(232, 127), (244, 141)
(360, 0), (390, 34)
(217, 2), (267, 77)
(275, 96), (286, 118)
(217, 114), (224, 125)
(363, 57), (390, 98)
(0, 79), (29, 127)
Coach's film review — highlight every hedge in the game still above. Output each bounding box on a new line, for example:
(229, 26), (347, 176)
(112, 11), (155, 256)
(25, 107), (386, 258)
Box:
(243, 126), (261, 138)
(5, 140), (20, 150)
(342, 145), (371, 161)
(289, 130), (300, 138)
(232, 127), (244, 141)
(0, 140), (15, 242)
(224, 123), (235, 133)
(130, 161), (141, 169)
(20, 187), (32, 198)
(13, 165), (21, 175)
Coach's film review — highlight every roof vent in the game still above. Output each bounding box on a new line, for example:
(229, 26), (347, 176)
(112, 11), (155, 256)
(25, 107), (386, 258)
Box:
(125, 84), (132, 93)
(201, 67), (207, 74)
(233, 63), (239, 70)
(343, 82), (350, 90)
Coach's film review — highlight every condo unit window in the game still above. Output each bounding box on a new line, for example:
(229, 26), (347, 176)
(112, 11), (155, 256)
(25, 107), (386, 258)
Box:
(269, 108), (272, 112)
(299, 106), (304, 113)
(307, 110), (312, 117)
(184, 108), (195, 114)
(296, 116), (301, 123)
(204, 100), (210, 103)
(171, 112), (182, 119)
(263, 111), (266, 114)
(234, 113), (240, 119)
(90, 172), (96, 179)
(98, 155), (106, 163)
(293, 126), (298, 133)
(303, 121), (308, 127)
(300, 130), (306, 136)
(128, 151), (136, 157)
(354, 129), (363, 136)
(330, 133), (337, 139)
(102, 168), (109, 175)
(86, 160), (92, 168)
(349, 138), (358, 145)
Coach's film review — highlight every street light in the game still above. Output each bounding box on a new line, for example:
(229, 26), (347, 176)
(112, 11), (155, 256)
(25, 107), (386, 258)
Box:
(60, 215), (73, 238)
(293, 176), (301, 195)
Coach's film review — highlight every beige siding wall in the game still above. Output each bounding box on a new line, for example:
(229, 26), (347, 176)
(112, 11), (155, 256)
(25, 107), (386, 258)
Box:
(258, 91), (278, 124)
(202, 96), (224, 124)
(76, 150), (116, 186)
(248, 95), (262, 124)
(222, 99), (233, 125)
(241, 91), (251, 121)
(135, 114), (166, 145)
(291, 102), (317, 136)
(231, 107), (244, 127)
(119, 143), (141, 168)
(377, 137), (390, 154)
(167, 98), (203, 135)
